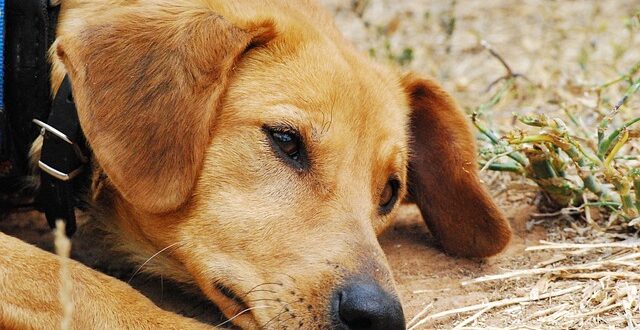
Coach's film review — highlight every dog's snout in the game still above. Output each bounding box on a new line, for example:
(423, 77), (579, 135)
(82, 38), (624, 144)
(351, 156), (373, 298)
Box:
(332, 279), (405, 330)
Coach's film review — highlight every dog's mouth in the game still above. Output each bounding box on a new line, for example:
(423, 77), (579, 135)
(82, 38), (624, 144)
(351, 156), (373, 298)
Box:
(211, 282), (256, 327)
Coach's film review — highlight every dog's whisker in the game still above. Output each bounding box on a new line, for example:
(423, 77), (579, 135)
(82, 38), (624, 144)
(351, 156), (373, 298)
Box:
(128, 242), (182, 283)
(261, 305), (289, 329)
(273, 271), (297, 284)
(214, 305), (272, 328)
(242, 282), (283, 297)
(262, 297), (297, 329)
(273, 314), (297, 330)
(219, 297), (284, 313)
(247, 298), (280, 302)
(242, 288), (277, 296)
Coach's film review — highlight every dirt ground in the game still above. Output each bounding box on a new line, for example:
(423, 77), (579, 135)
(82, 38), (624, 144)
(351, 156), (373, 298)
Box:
(380, 202), (549, 328)
(2, 0), (640, 329)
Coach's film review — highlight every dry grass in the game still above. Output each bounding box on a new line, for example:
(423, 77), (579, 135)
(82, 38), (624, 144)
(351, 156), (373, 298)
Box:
(54, 220), (73, 330)
(319, 0), (640, 328)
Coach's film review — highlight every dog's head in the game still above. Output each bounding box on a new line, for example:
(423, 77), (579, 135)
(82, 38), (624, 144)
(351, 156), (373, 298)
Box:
(54, 1), (511, 328)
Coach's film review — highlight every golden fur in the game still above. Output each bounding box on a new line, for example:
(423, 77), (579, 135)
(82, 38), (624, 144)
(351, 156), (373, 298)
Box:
(0, 0), (511, 328)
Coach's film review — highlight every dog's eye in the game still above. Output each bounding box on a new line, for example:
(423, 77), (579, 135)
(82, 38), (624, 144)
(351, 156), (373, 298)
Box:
(272, 131), (300, 160)
(379, 179), (399, 214)
(264, 126), (307, 170)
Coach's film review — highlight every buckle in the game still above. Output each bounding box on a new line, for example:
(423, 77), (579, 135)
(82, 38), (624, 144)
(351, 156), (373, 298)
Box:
(33, 118), (72, 143)
(33, 118), (86, 181)
(37, 160), (83, 181)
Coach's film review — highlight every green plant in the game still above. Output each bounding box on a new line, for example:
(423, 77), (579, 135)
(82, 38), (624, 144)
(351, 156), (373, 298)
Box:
(473, 50), (640, 223)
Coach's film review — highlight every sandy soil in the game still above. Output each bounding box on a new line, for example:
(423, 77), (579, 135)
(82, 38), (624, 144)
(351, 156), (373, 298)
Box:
(380, 202), (550, 327)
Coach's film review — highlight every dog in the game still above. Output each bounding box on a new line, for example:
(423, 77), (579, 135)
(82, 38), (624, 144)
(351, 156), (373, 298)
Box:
(0, 0), (512, 328)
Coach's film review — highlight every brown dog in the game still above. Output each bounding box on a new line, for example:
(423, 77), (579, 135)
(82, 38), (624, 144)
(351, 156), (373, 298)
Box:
(0, 0), (511, 329)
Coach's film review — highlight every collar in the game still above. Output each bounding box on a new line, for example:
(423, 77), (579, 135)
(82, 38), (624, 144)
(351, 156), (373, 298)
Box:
(34, 75), (88, 236)
(1, 0), (87, 236)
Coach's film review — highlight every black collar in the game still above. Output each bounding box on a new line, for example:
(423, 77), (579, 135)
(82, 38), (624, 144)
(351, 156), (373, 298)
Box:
(34, 75), (88, 236)
(1, 0), (87, 236)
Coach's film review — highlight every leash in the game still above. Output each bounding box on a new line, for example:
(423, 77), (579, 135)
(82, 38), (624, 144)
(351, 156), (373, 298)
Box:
(2, 0), (87, 236)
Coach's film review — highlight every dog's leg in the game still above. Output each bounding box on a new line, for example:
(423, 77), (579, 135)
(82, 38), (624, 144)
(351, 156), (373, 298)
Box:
(0, 233), (214, 329)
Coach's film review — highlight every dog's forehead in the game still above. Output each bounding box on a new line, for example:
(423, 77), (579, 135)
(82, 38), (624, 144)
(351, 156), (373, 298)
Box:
(225, 39), (410, 150)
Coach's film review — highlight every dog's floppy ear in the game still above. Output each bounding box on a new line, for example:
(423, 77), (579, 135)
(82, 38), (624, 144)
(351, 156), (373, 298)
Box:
(55, 7), (276, 213)
(401, 73), (511, 258)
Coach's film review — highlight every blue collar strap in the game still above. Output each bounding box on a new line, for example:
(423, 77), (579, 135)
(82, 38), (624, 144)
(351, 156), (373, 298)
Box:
(1, 0), (5, 111)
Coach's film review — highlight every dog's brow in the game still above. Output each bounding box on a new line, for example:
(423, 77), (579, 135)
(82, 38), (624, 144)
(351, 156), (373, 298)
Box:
(378, 142), (409, 176)
(265, 104), (322, 138)
(268, 104), (307, 119)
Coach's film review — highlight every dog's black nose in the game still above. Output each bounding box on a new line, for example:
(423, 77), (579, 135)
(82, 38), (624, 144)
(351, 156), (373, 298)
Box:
(332, 279), (405, 330)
